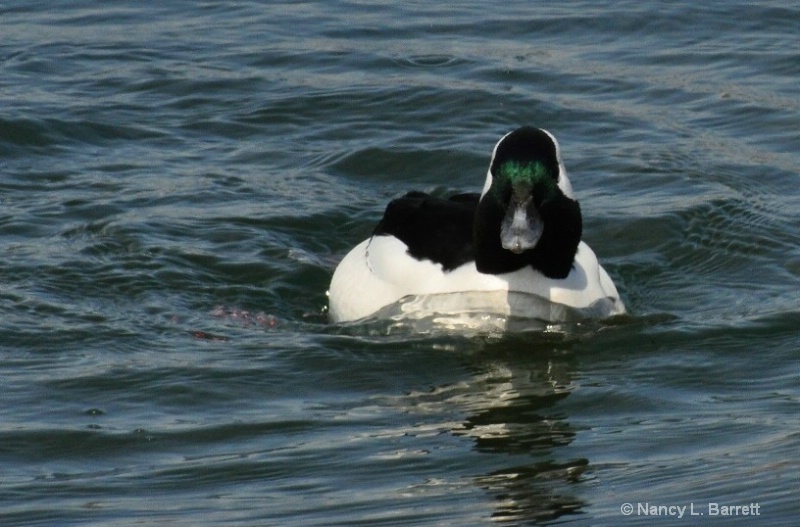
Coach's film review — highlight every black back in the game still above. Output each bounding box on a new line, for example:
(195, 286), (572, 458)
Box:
(373, 191), (479, 272)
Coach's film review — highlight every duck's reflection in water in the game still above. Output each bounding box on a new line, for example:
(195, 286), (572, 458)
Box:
(464, 345), (586, 524)
(399, 335), (587, 524)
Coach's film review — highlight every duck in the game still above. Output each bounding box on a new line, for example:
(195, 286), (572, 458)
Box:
(327, 126), (625, 326)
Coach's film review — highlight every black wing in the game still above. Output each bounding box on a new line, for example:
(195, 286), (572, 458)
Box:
(373, 191), (479, 271)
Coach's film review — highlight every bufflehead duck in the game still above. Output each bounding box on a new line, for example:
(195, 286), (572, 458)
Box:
(328, 127), (625, 326)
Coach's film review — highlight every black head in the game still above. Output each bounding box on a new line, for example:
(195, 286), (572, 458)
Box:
(475, 127), (582, 279)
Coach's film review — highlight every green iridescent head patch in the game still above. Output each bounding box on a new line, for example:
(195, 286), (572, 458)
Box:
(494, 160), (557, 202)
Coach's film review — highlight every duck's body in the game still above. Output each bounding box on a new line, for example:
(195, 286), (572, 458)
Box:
(328, 127), (625, 325)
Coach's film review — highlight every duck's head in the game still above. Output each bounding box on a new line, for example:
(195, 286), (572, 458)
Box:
(475, 127), (582, 279)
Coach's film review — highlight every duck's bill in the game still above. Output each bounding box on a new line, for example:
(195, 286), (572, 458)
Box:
(500, 202), (542, 254)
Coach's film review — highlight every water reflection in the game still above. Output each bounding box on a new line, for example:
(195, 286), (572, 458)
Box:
(476, 459), (587, 524)
(454, 359), (573, 455)
(464, 344), (585, 524)
(402, 337), (586, 524)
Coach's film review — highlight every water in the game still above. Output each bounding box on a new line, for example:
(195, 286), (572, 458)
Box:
(2, 1), (798, 525)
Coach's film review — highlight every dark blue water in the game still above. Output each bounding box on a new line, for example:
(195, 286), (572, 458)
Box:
(2, 2), (799, 525)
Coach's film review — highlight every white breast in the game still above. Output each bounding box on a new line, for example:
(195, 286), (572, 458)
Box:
(328, 235), (625, 324)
